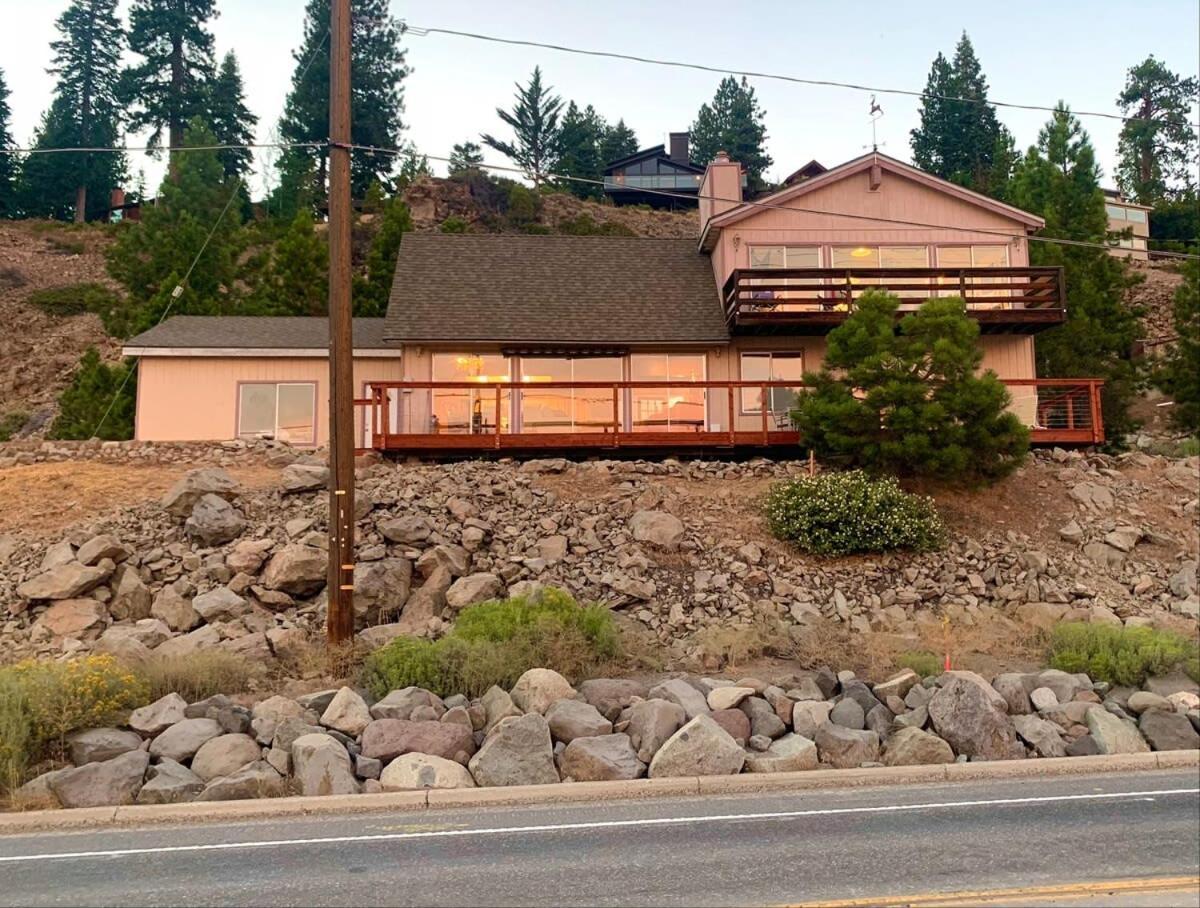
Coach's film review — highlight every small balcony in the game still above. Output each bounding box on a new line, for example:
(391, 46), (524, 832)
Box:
(723, 266), (1066, 334)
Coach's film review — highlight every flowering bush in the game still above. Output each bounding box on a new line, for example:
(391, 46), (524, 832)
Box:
(764, 471), (945, 555)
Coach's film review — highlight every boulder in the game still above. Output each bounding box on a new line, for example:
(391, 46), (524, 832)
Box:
(148, 717), (224, 762)
(185, 494), (247, 547)
(94, 625), (152, 664)
(195, 761), (284, 801)
(468, 713), (559, 787)
(151, 584), (201, 632)
(445, 573), (503, 610)
(1012, 714), (1067, 758)
(66, 728), (143, 766)
(510, 668), (576, 715)
(50, 750), (149, 808)
(190, 733), (263, 782)
(629, 510), (685, 550)
(992, 673), (1035, 716)
(416, 545), (471, 579)
(560, 734), (646, 782)
(480, 685), (522, 732)
(929, 674), (1020, 761)
(370, 687), (446, 721)
(291, 733), (359, 796)
(1138, 710), (1200, 751)
(814, 722), (881, 768)
(129, 693), (189, 737)
(32, 598), (106, 638)
(380, 753), (477, 790)
(153, 624), (220, 658)
(354, 559), (413, 622)
(360, 719), (476, 764)
(791, 700), (835, 739)
(647, 678), (710, 720)
(192, 586), (249, 622)
(261, 544), (327, 596)
(707, 686), (754, 711)
(136, 759), (205, 805)
(829, 698), (866, 730)
(1125, 691), (1173, 715)
(40, 540), (76, 571)
(624, 698), (686, 763)
(881, 727), (954, 766)
(578, 678), (649, 721)
(708, 708), (751, 744)
(648, 715), (744, 778)
(740, 697), (786, 739)
(744, 733), (819, 773)
(873, 669), (920, 702)
(18, 562), (110, 601)
(226, 538), (276, 575)
(108, 567), (153, 621)
(74, 535), (126, 567)
(320, 687), (372, 737)
(1030, 687), (1059, 712)
(378, 515), (433, 545)
(1086, 705), (1149, 754)
(280, 463), (329, 493)
(545, 699), (613, 743)
(162, 468), (240, 517)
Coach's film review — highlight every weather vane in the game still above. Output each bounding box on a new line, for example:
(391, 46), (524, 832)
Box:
(866, 94), (885, 152)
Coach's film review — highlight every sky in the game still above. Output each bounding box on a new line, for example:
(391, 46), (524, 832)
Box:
(1, 0), (1198, 197)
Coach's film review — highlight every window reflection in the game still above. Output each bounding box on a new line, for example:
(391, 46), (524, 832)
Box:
(519, 357), (623, 434)
(630, 354), (706, 433)
(431, 354), (511, 434)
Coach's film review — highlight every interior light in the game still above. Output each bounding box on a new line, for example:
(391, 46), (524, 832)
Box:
(850, 247), (873, 258)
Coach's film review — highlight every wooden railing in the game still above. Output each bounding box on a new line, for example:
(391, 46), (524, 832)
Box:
(355, 377), (1104, 452)
(723, 266), (1066, 328)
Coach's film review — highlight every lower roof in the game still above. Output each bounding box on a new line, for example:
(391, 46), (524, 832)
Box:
(123, 317), (390, 352)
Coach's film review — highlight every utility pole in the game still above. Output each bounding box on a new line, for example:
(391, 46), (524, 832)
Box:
(326, 0), (356, 644)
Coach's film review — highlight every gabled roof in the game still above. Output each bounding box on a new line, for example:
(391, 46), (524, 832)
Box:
(603, 144), (705, 175)
(124, 316), (389, 351)
(782, 160), (827, 186)
(384, 234), (727, 345)
(709, 151), (1046, 231)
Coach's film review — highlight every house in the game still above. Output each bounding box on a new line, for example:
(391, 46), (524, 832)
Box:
(601, 132), (707, 208)
(1103, 188), (1151, 260)
(123, 150), (1104, 452)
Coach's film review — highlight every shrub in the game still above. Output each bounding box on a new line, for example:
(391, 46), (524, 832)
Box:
(0, 410), (28, 442)
(47, 348), (135, 441)
(137, 651), (258, 703)
(26, 282), (121, 318)
(764, 471), (945, 556)
(1047, 623), (1200, 687)
(439, 216), (469, 234)
(361, 588), (622, 699)
(896, 650), (943, 678)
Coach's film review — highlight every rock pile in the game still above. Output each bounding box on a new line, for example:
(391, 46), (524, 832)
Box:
(17, 665), (1199, 810)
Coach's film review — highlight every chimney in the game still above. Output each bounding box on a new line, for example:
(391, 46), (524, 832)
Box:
(698, 150), (744, 237)
(668, 131), (690, 165)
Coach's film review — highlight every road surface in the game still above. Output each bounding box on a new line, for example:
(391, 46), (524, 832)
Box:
(0, 770), (1196, 907)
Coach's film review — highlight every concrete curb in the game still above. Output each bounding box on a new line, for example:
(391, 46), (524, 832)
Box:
(1, 749), (1195, 835)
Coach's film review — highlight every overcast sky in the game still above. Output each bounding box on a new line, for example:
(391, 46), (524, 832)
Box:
(1, 0), (1197, 196)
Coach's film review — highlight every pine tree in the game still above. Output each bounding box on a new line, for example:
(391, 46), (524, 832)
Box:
(1116, 56), (1200, 204)
(48, 348), (135, 440)
(0, 68), (17, 218)
(555, 102), (606, 199)
(354, 193), (412, 318)
(121, 0), (219, 177)
(481, 67), (563, 185)
(267, 147), (316, 222)
(690, 76), (772, 190)
(279, 0), (409, 200)
(910, 34), (1015, 195)
(206, 51), (258, 180)
(597, 119), (638, 166)
(106, 119), (243, 336)
(1156, 261), (1200, 435)
(255, 211), (328, 316)
(448, 140), (484, 176)
(1010, 103), (1143, 442)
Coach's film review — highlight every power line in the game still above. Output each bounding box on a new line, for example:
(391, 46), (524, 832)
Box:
(5, 140), (325, 156)
(399, 22), (1197, 129)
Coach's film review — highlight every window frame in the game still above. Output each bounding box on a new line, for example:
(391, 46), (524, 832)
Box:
(236, 381), (318, 445)
(739, 351), (805, 414)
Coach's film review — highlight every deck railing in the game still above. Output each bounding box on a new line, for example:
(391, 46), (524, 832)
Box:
(355, 377), (1104, 452)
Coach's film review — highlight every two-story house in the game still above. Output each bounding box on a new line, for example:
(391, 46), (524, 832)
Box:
(1103, 188), (1152, 260)
(601, 132), (707, 208)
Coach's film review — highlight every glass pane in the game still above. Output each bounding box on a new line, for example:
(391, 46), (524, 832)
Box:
(1126, 209), (1147, 224)
(768, 353), (805, 413)
(238, 384), (276, 439)
(276, 384), (315, 444)
(630, 354), (705, 433)
(519, 358), (572, 434)
(970, 246), (1009, 267)
(783, 247), (821, 267)
(740, 353), (770, 412)
(936, 247), (972, 268)
(879, 246), (928, 268)
(1105, 204), (1126, 220)
(572, 357), (623, 434)
(750, 246), (784, 268)
(831, 247), (880, 268)
(432, 353), (511, 434)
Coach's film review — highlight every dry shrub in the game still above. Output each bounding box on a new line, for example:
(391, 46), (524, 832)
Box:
(272, 636), (364, 684)
(692, 615), (797, 673)
(137, 651), (259, 703)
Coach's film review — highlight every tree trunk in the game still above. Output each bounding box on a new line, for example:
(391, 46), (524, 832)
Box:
(74, 186), (87, 224)
(169, 33), (184, 182)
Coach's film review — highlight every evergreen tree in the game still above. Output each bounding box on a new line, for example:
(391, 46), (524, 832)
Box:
(48, 348), (135, 441)
(1116, 56), (1200, 204)
(910, 33), (1015, 195)
(267, 147), (316, 221)
(597, 119), (638, 166)
(121, 0), (219, 176)
(448, 140), (484, 176)
(555, 102), (606, 199)
(481, 67), (563, 185)
(254, 211), (328, 316)
(690, 76), (772, 190)
(280, 0), (409, 200)
(106, 119), (243, 336)
(206, 51), (257, 180)
(395, 145), (431, 189)
(793, 292), (1029, 481)
(354, 193), (412, 317)
(0, 68), (17, 218)
(1010, 103), (1143, 442)
(1156, 261), (1200, 436)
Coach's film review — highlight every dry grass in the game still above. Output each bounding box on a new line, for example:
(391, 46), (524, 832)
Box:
(138, 651), (260, 703)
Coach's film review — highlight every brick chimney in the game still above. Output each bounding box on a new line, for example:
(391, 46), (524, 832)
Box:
(698, 150), (744, 236)
(668, 131), (690, 165)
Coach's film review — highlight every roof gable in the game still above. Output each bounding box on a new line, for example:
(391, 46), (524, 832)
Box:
(604, 145), (704, 174)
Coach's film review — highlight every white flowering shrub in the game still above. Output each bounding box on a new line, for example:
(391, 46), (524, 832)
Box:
(764, 471), (944, 555)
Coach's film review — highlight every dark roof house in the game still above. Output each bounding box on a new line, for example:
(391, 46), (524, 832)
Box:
(602, 131), (706, 208)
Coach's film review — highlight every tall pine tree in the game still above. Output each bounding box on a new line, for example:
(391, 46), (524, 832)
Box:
(279, 0), (408, 200)
(555, 102), (606, 199)
(910, 34), (1014, 196)
(598, 119), (638, 166)
(1010, 103), (1143, 442)
(121, 0), (218, 178)
(482, 67), (563, 185)
(206, 51), (257, 181)
(1115, 56), (1200, 204)
(448, 140), (484, 176)
(0, 68), (17, 218)
(690, 76), (772, 191)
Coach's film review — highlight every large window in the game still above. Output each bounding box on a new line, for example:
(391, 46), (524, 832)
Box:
(519, 357), (624, 434)
(238, 383), (316, 444)
(935, 245), (1011, 304)
(740, 352), (804, 414)
(431, 354), (512, 434)
(630, 353), (706, 433)
(1106, 204), (1148, 224)
(749, 246), (821, 269)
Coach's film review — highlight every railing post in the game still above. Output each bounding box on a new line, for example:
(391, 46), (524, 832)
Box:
(1090, 381), (1104, 444)
(844, 272), (853, 309)
(727, 385), (735, 446)
(958, 270), (967, 301)
(761, 384), (769, 445)
(494, 385), (502, 450)
(612, 385), (620, 448)
(380, 387), (389, 442)
(1067, 388), (1076, 430)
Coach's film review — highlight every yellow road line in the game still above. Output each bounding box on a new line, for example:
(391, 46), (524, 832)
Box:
(789, 875), (1200, 907)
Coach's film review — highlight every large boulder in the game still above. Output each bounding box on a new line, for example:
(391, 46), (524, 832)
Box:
(281, 463), (328, 493)
(814, 722), (881, 768)
(192, 586), (249, 622)
(291, 733), (359, 796)
(226, 538), (276, 575)
(18, 562), (110, 601)
(380, 753), (476, 790)
(31, 598), (106, 638)
(929, 673), (1020, 761)
(354, 559), (413, 622)
(707, 686), (754, 711)
(480, 685), (523, 732)
(647, 679), (710, 720)
(1138, 710), (1200, 751)
(791, 700), (835, 739)
(151, 583), (201, 632)
(560, 734), (646, 782)
(468, 713), (559, 787)
(1085, 706), (1149, 755)
(873, 669), (921, 702)
(195, 761), (284, 801)
(624, 698), (687, 763)
(75, 535), (128, 566)
(135, 758), (204, 805)
(578, 679), (649, 722)
(546, 699), (612, 743)
(1012, 714), (1068, 758)
(129, 693), (189, 737)
(66, 728), (144, 766)
(360, 719), (476, 764)
(629, 510), (685, 550)
(153, 624), (220, 659)
(881, 727), (955, 766)
(445, 573), (503, 610)
(648, 715), (744, 778)
(370, 687), (446, 721)
(190, 733), (263, 782)
(379, 515), (433, 545)
(320, 687), (372, 737)
(510, 668), (576, 715)
(261, 544), (327, 597)
(416, 545), (471, 579)
(162, 468), (240, 517)
(50, 750), (149, 808)
(745, 733), (819, 773)
(184, 494), (247, 547)
(148, 717), (224, 762)
(108, 566), (153, 621)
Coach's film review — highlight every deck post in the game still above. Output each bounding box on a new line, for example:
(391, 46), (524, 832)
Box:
(380, 387), (389, 444)
(612, 385), (620, 448)
(761, 385), (769, 445)
(494, 386), (502, 450)
(959, 270), (968, 300)
(1090, 380), (1104, 444)
(1067, 390), (1076, 431)
(727, 385), (735, 446)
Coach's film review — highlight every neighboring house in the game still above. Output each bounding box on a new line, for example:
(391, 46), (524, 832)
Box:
(602, 132), (707, 208)
(1103, 188), (1151, 260)
(123, 150), (1104, 452)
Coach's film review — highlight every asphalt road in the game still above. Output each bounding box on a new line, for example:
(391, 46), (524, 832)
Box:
(0, 770), (1197, 907)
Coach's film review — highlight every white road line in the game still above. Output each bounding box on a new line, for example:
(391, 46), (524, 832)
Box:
(0, 788), (1195, 865)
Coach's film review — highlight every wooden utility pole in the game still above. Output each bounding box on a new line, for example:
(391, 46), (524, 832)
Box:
(326, 0), (356, 644)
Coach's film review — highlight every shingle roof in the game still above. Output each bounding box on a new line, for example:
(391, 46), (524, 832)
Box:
(124, 317), (390, 350)
(384, 234), (728, 345)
